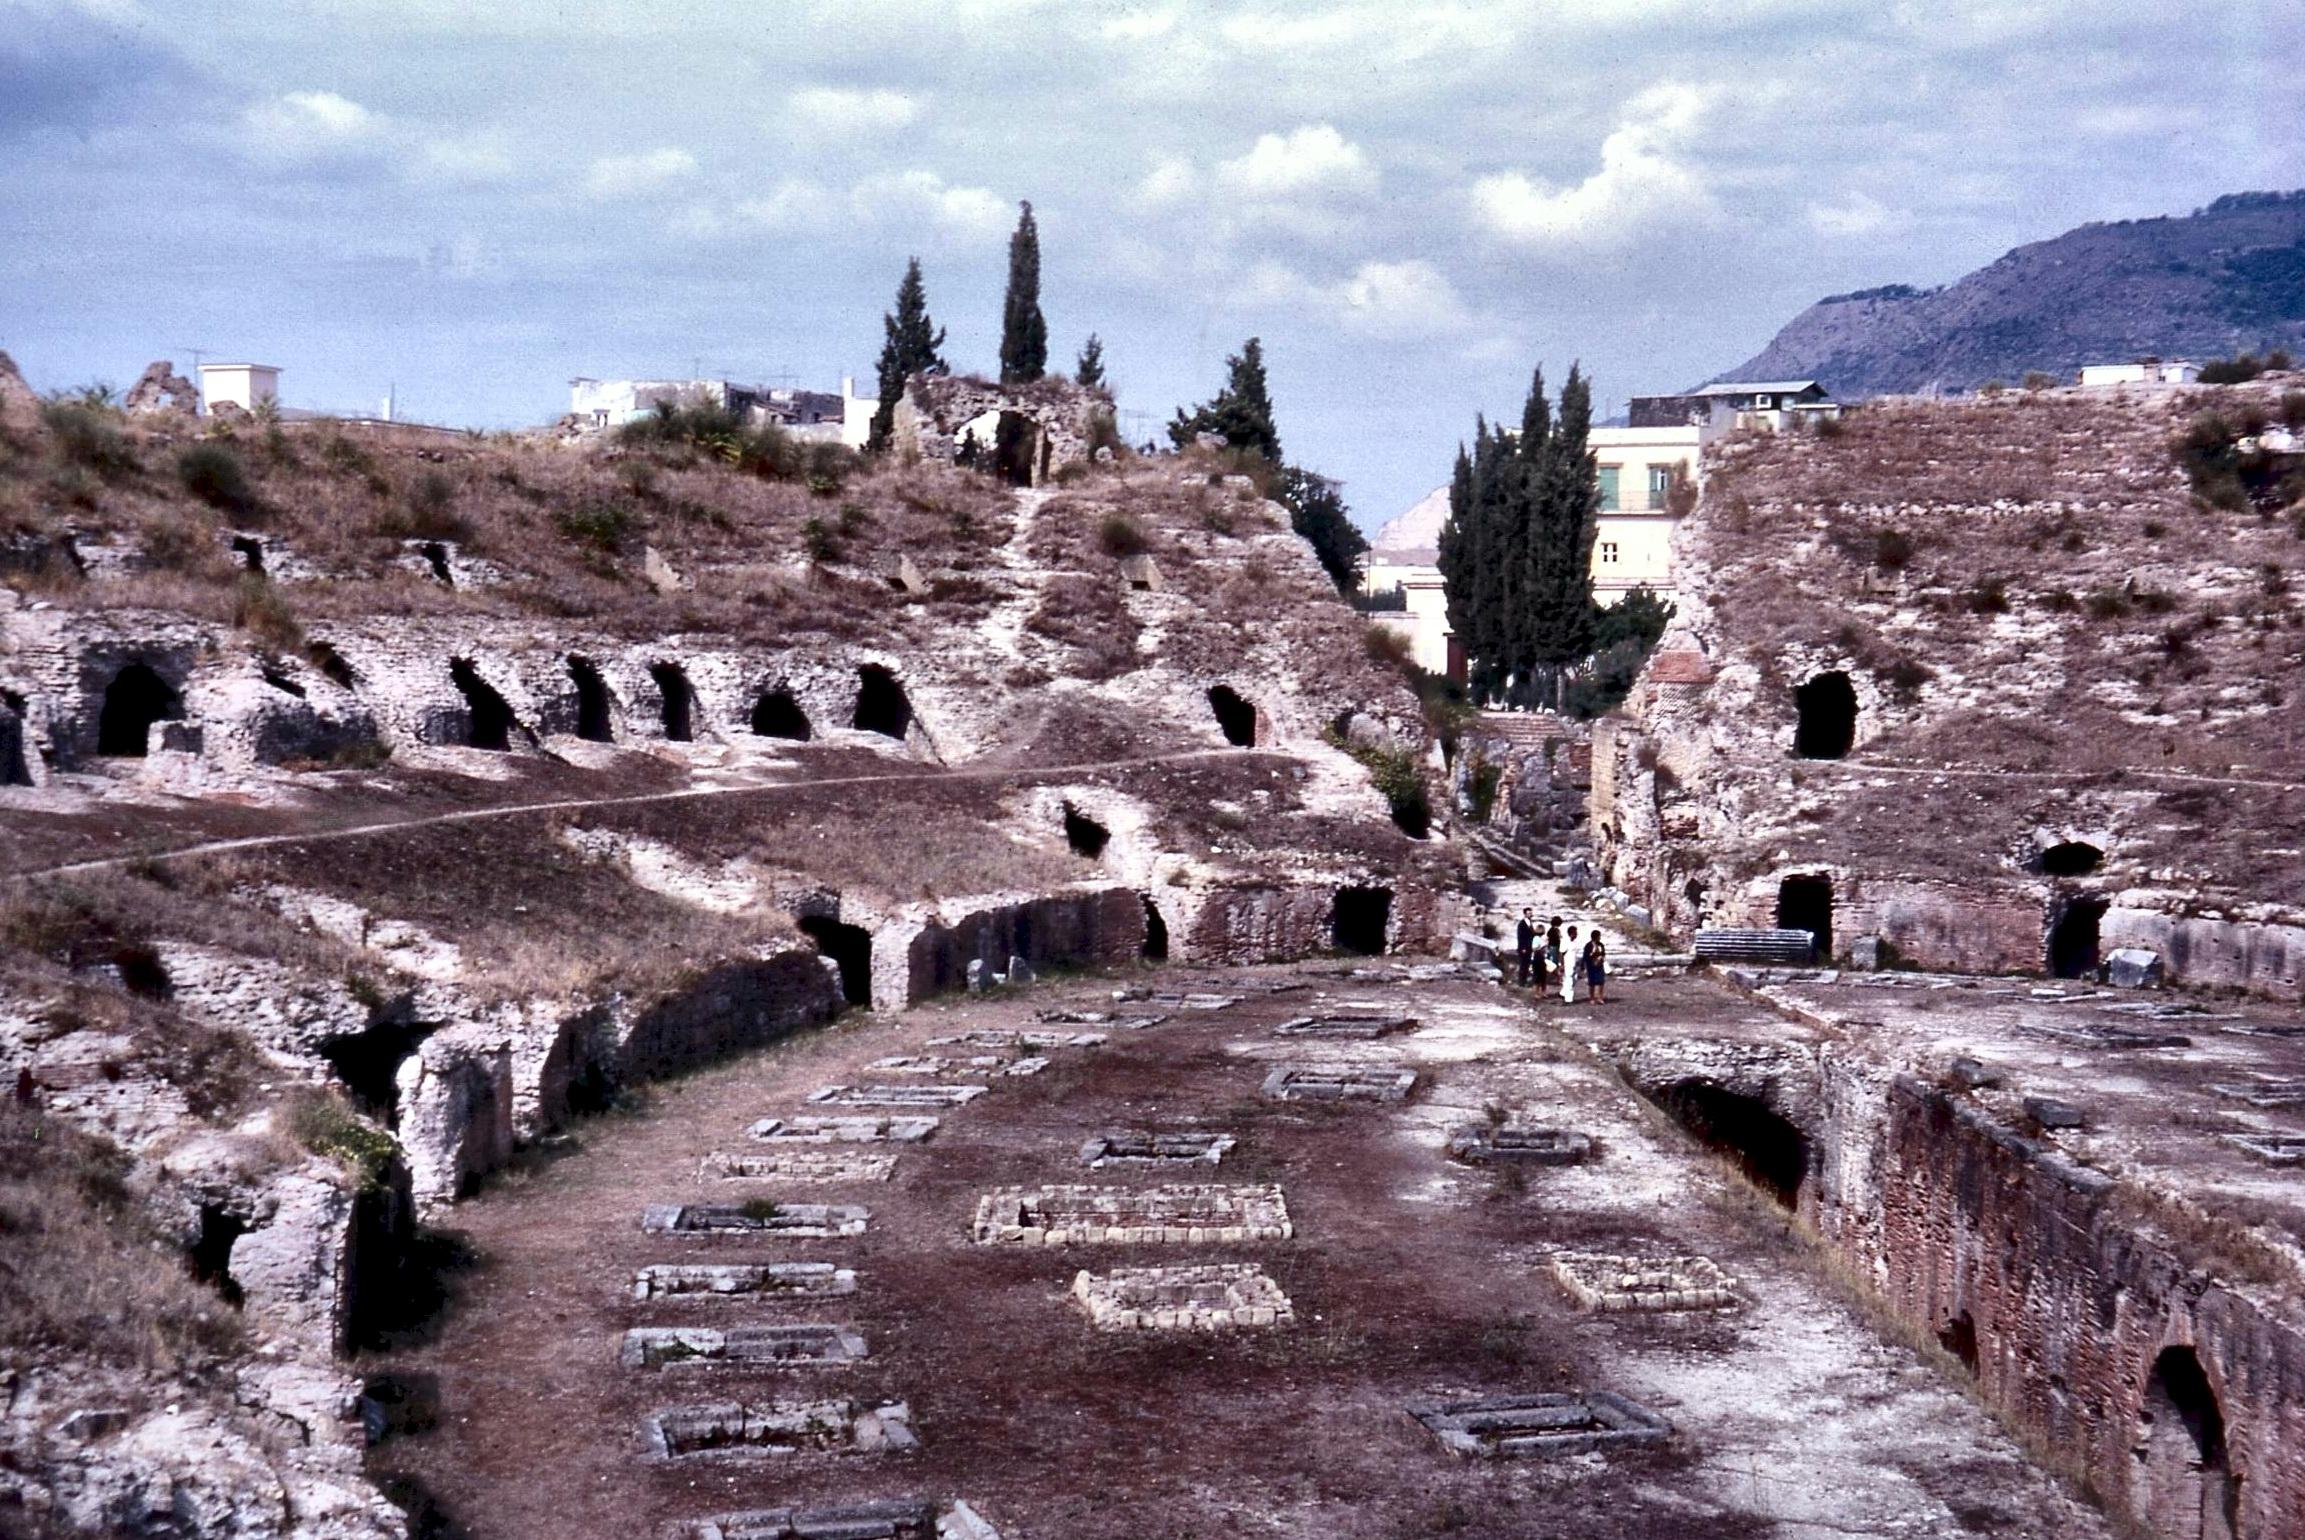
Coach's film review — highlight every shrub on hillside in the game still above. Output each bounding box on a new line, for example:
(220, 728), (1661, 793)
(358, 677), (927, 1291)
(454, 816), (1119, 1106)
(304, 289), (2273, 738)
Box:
(553, 496), (641, 554)
(1096, 513), (1149, 558)
(41, 401), (137, 478)
(178, 443), (257, 518)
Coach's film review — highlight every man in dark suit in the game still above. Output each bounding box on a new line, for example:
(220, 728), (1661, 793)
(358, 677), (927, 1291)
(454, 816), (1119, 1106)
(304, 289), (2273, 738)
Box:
(1515, 908), (1538, 988)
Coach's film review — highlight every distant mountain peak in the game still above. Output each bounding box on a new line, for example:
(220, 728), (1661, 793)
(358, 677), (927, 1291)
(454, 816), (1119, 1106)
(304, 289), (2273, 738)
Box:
(1712, 191), (2305, 397)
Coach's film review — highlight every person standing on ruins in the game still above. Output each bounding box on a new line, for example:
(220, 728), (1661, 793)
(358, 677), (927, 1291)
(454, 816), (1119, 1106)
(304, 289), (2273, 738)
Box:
(1559, 924), (1580, 1003)
(1544, 917), (1563, 999)
(1585, 934), (1609, 1004)
(1516, 908), (1538, 989)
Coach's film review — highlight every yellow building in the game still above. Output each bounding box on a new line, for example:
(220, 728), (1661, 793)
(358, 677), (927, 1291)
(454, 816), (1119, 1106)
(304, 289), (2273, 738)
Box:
(1362, 421), (1709, 676)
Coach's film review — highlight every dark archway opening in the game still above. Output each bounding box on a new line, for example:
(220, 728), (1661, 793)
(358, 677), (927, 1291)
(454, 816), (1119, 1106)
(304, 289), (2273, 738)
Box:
(1064, 803), (1110, 859)
(97, 663), (180, 757)
(309, 643), (358, 691)
(1652, 1079), (1810, 1208)
(448, 660), (513, 751)
(417, 541), (454, 587)
(2040, 841), (2103, 877)
(798, 915), (873, 1007)
(190, 1205), (246, 1307)
(1938, 1311), (1980, 1376)
(568, 657), (612, 743)
(2049, 896), (2108, 980)
(992, 411), (1042, 487)
(853, 665), (912, 739)
(259, 665), (305, 698)
(2138, 1345), (2237, 1540)
(1207, 684), (1258, 747)
(318, 1019), (437, 1125)
(1141, 896), (1169, 961)
(1793, 671), (1857, 759)
(1333, 886), (1392, 955)
(0, 689), (31, 786)
(111, 942), (172, 1001)
(751, 688), (812, 741)
(1777, 874), (1834, 961)
(650, 661), (694, 742)
(230, 535), (265, 574)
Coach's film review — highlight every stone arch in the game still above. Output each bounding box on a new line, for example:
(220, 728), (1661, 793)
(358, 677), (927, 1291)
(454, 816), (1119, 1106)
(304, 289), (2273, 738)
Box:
(417, 541), (454, 587)
(447, 659), (515, 752)
(2039, 841), (2103, 877)
(230, 535), (265, 574)
(567, 656), (613, 743)
(1141, 895), (1169, 961)
(2, 689), (36, 785)
(852, 665), (912, 739)
(97, 662), (181, 757)
(2135, 1345), (2239, 1540)
(797, 914), (874, 1007)
(1776, 874), (1834, 961)
(1793, 670), (1857, 759)
(1937, 1310), (1980, 1375)
(649, 661), (694, 742)
(750, 687), (811, 741)
(1207, 684), (1258, 747)
(1652, 1079), (1811, 1209)
(1332, 886), (1392, 956)
(1063, 803), (1110, 859)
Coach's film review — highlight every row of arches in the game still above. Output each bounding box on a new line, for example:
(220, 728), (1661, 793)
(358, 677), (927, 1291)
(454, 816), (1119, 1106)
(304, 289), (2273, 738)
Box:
(1770, 867), (2115, 980)
(446, 660), (916, 753)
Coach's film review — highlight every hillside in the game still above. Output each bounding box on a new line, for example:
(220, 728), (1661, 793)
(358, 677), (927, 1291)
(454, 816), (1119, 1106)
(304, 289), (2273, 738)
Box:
(1716, 191), (2305, 397)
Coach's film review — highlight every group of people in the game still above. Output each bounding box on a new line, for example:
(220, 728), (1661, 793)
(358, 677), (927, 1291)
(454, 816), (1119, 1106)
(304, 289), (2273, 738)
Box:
(1512, 908), (1609, 1004)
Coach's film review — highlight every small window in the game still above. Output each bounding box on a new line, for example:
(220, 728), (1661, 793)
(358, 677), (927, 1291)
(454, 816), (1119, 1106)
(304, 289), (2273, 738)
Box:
(1647, 465), (1673, 501)
(1597, 466), (1621, 511)
(1754, 394), (1774, 409)
(1599, 541), (1620, 564)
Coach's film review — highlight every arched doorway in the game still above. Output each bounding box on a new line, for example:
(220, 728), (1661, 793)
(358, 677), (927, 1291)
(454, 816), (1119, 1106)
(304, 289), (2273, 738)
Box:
(1794, 671), (1857, 759)
(2048, 895), (2108, 980)
(1777, 874), (1834, 961)
(97, 663), (181, 757)
(2135, 1345), (2239, 1540)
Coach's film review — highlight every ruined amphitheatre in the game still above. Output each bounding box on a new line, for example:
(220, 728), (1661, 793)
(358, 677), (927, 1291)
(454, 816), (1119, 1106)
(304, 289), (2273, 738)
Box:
(3, 334), (2304, 1540)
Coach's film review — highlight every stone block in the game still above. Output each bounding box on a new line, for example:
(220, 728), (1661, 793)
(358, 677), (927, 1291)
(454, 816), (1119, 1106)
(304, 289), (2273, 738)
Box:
(2103, 947), (2164, 989)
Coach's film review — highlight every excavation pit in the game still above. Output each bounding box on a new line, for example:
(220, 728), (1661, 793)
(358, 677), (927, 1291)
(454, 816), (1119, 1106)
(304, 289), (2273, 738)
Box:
(1448, 1126), (1594, 1166)
(644, 1398), (916, 1459)
(1409, 1392), (1672, 1460)
(672, 1501), (936, 1540)
(642, 1203), (869, 1238)
(2020, 1022), (2192, 1050)
(702, 1150), (898, 1184)
(1261, 1063), (1418, 1103)
(931, 1030), (1106, 1050)
(2223, 1133), (2305, 1166)
(621, 1325), (869, 1370)
(1070, 1263), (1293, 1331)
(1550, 1252), (1741, 1312)
(1035, 1009), (1169, 1030)
(748, 1115), (938, 1144)
(971, 1184), (1290, 1246)
(1273, 1014), (1419, 1039)
(631, 1263), (857, 1302)
(2209, 1078), (2305, 1108)
(1110, 989), (1241, 1011)
(1078, 1132), (1236, 1168)
(866, 1054), (1048, 1079)
(808, 1084), (987, 1109)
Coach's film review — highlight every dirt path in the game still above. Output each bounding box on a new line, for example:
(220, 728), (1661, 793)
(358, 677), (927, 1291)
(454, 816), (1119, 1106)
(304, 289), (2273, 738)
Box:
(369, 966), (2114, 1540)
(6, 746), (1266, 884)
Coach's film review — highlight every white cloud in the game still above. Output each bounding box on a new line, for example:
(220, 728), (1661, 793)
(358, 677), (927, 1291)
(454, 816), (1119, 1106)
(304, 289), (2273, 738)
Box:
(1807, 191), (1912, 239)
(239, 90), (385, 164)
(850, 169), (1010, 241)
(1101, 8), (1177, 39)
(732, 177), (834, 232)
(418, 132), (516, 185)
(1471, 83), (1718, 249)
(786, 85), (923, 135)
(1334, 259), (1472, 339)
(1134, 153), (1200, 210)
(585, 147), (700, 199)
(1216, 123), (1377, 199)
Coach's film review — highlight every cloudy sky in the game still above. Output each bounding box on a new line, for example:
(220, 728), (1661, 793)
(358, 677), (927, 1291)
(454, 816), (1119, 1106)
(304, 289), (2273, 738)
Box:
(5, 0), (2301, 525)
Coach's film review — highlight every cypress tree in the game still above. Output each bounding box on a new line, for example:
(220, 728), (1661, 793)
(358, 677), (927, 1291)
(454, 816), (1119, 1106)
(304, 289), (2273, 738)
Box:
(868, 257), (947, 452)
(1168, 337), (1280, 461)
(998, 201), (1048, 386)
(1075, 333), (1106, 391)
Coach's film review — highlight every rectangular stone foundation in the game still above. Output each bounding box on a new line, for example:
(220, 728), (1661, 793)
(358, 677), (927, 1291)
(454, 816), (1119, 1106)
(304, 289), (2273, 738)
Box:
(622, 1325), (869, 1369)
(1273, 1014), (1419, 1039)
(642, 1203), (869, 1238)
(807, 1084), (986, 1109)
(1550, 1251), (1741, 1312)
(1034, 1009), (1169, 1030)
(1448, 1125), (1593, 1166)
(1111, 989), (1241, 1010)
(644, 1398), (916, 1459)
(931, 1030), (1106, 1050)
(2210, 1078), (2305, 1108)
(1260, 1063), (1417, 1103)
(1071, 1263), (1293, 1330)
(2224, 1132), (2305, 1166)
(970, 1183), (1291, 1245)
(632, 1263), (856, 1302)
(673, 1501), (935, 1540)
(1409, 1392), (1672, 1459)
(748, 1115), (939, 1144)
(1078, 1132), (1235, 1168)
(703, 1150), (898, 1183)
(865, 1054), (1048, 1078)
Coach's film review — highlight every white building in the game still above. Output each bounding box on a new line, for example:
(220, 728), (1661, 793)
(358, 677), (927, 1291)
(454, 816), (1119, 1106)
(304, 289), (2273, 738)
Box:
(198, 363), (280, 416)
(2078, 360), (2200, 387)
(568, 376), (848, 439)
(1361, 418), (1715, 679)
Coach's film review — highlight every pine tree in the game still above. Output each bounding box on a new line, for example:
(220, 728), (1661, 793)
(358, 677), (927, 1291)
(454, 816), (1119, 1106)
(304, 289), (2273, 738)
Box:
(1168, 337), (1280, 461)
(868, 257), (947, 452)
(998, 202), (1048, 386)
(1075, 333), (1106, 391)
(1277, 465), (1368, 592)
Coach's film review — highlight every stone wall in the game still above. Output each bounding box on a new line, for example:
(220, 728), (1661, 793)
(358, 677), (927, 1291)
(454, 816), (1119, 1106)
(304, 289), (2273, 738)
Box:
(874, 888), (1145, 1010)
(891, 374), (1107, 485)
